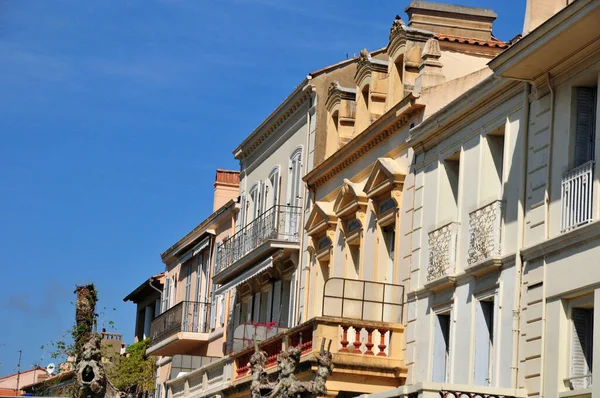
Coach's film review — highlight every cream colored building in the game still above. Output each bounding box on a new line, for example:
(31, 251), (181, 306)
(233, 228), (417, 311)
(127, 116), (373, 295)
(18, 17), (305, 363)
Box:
(362, 0), (600, 398)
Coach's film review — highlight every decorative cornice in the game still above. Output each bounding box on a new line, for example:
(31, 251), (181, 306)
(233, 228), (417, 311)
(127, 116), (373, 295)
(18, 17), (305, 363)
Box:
(234, 82), (312, 160)
(305, 93), (423, 189)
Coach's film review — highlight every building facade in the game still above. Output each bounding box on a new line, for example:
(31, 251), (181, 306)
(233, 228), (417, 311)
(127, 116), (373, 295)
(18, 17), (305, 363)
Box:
(126, 1), (600, 398)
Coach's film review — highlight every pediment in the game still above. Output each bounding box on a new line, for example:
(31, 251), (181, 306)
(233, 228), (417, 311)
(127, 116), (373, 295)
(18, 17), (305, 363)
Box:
(305, 201), (336, 237)
(334, 179), (368, 218)
(364, 158), (406, 198)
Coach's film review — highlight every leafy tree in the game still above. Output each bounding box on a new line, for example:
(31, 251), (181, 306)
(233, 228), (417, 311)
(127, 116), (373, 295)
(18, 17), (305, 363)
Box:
(107, 339), (155, 395)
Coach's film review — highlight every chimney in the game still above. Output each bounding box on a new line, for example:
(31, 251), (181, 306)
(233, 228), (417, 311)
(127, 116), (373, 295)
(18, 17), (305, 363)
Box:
(213, 169), (240, 211)
(405, 1), (497, 41)
(522, 0), (567, 35)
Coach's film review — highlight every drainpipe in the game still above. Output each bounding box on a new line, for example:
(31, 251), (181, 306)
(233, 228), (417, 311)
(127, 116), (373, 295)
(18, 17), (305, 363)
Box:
(295, 82), (314, 326)
(545, 73), (555, 240)
(512, 82), (530, 388)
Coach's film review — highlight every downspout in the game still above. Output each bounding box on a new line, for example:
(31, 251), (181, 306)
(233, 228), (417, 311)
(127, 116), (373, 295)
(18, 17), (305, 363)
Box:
(545, 73), (555, 239)
(512, 82), (530, 388)
(295, 82), (314, 326)
(148, 278), (163, 295)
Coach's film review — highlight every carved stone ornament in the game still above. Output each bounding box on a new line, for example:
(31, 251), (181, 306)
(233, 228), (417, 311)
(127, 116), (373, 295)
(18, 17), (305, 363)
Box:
(327, 81), (340, 98)
(250, 337), (333, 398)
(389, 15), (406, 40)
(357, 48), (371, 67)
(422, 37), (441, 60)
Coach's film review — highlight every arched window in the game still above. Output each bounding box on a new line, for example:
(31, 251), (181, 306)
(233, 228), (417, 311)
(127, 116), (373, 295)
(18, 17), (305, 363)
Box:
(288, 148), (303, 207)
(268, 166), (280, 208)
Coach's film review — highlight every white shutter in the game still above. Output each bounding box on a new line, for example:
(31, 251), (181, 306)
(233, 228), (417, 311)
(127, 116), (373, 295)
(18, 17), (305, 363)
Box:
(432, 313), (451, 383)
(272, 280), (283, 324)
(253, 292), (261, 323)
(280, 280), (292, 327)
(574, 87), (597, 167)
(571, 308), (593, 389)
(289, 273), (297, 326)
(209, 290), (217, 330)
(474, 300), (493, 386)
(219, 295), (225, 326)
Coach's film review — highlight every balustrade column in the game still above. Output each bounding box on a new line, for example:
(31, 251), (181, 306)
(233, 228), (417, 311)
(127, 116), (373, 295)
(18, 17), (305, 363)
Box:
(364, 328), (375, 355)
(339, 326), (350, 353)
(377, 329), (387, 357)
(352, 327), (362, 353)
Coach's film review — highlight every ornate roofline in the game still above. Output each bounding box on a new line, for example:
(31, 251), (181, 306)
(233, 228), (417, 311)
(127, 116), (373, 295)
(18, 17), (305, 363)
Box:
(234, 83), (313, 160)
(305, 93), (424, 189)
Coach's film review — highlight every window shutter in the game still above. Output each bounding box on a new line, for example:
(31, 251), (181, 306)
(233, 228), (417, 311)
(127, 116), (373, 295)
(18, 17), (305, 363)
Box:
(574, 87), (597, 167)
(233, 302), (241, 329)
(432, 313), (451, 383)
(219, 295), (225, 326)
(272, 280), (283, 324)
(253, 292), (261, 323)
(571, 308), (593, 389)
(209, 289), (217, 330)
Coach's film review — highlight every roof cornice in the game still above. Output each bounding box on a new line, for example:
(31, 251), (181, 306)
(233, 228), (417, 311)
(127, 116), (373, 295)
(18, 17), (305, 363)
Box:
(305, 92), (423, 189)
(160, 199), (238, 261)
(488, 0), (596, 76)
(234, 81), (313, 161)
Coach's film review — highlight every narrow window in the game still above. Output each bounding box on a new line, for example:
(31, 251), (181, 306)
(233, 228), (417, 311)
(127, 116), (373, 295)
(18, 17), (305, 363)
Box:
(439, 152), (461, 222)
(482, 128), (505, 201)
(289, 149), (303, 208)
(259, 289), (269, 323)
(383, 226), (396, 283)
(433, 312), (451, 383)
(279, 279), (292, 327)
(348, 244), (361, 279)
(269, 167), (280, 208)
(474, 298), (495, 386)
(570, 307), (593, 389)
(574, 87), (597, 167)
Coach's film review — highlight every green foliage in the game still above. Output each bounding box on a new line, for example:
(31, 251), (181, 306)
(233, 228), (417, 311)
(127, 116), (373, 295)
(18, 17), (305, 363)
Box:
(107, 339), (155, 394)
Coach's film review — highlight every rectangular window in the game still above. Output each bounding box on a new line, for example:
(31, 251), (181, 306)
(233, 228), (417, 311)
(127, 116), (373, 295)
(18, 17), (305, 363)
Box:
(439, 152), (461, 222)
(433, 312), (451, 383)
(383, 226), (396, 283)
(570, 307), (594, 389)
(481, 128), (505, 201)
(280, 279), (292, 327)
(574, 87), (597, 167)
(474, 298), (495, 386)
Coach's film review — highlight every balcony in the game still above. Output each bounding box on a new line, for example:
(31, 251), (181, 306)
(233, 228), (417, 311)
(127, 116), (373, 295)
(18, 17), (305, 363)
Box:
(213, 205), (302, 284)
(228, 278), (406, 395)
(561, 161), (594, 233)
(231, 317), (406, 394)
(562, 374), (593, 397)
(427, 222), (459, 285)
(466, 200), (504, 275)
(147, 301), (211, 356)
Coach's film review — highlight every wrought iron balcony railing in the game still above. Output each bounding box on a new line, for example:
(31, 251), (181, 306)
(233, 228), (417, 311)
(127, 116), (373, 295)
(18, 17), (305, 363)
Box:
(215, 205), (301, 274)
(427, 222), (459, 282)
(561, 161), (594, 233)
(468, 200), (503, 265)
(150, 301), (211, 344)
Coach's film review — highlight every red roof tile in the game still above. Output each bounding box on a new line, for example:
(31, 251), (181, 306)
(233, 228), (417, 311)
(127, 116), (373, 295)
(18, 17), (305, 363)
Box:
(436, 33), (510, 48)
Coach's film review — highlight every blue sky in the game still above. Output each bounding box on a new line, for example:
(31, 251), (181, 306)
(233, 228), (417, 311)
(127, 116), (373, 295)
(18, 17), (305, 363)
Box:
(0, 0), (524, 376)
